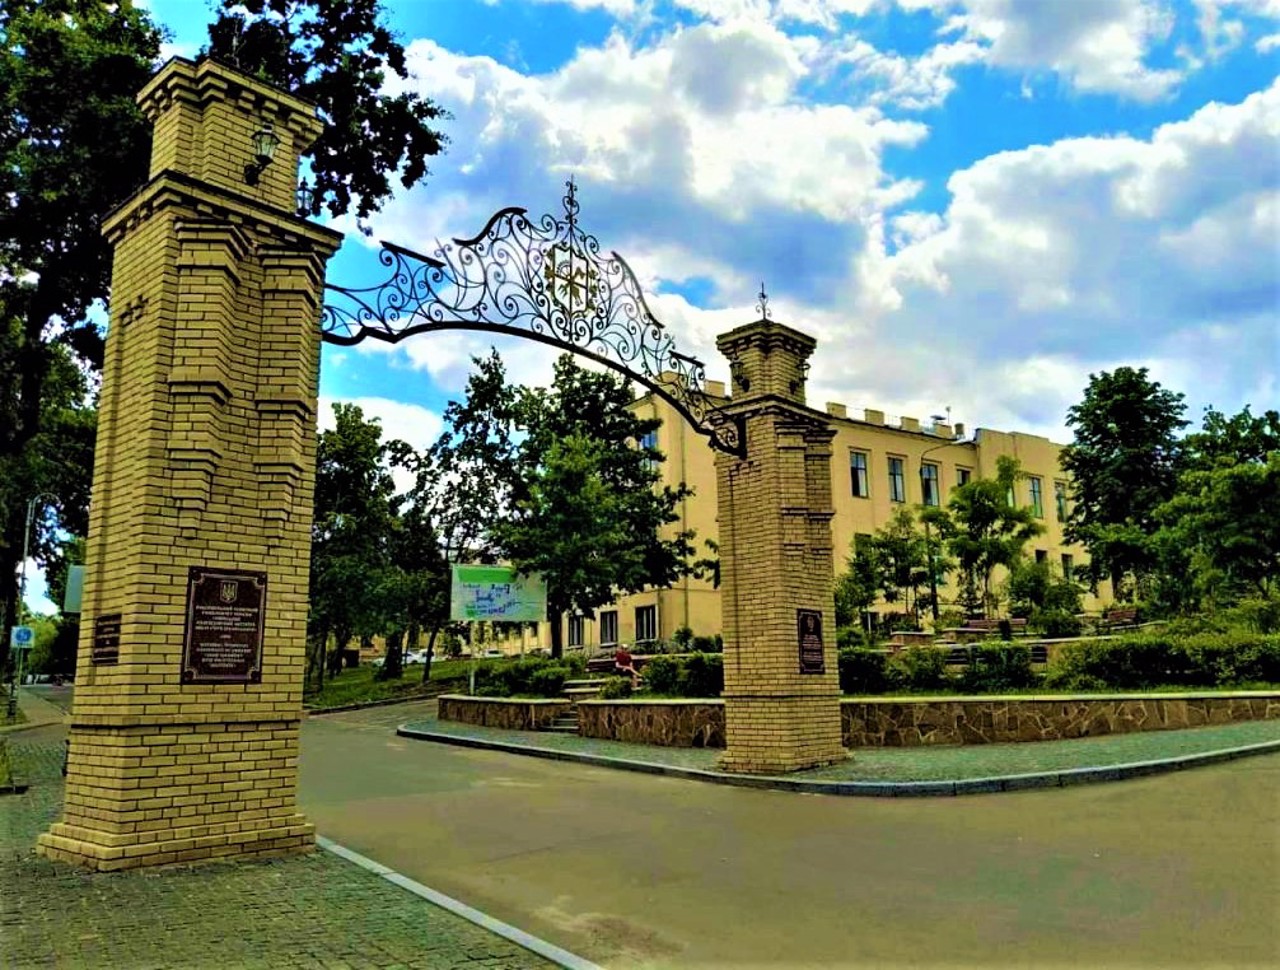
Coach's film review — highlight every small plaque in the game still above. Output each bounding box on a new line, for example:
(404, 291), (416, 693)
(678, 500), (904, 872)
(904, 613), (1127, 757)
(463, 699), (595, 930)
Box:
(92, 613), (122, 665)
(797, 608), (825, 675)
(181, 567), (266, 683)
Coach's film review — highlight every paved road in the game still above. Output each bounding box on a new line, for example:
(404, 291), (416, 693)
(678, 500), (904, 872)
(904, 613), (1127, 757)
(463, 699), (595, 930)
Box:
(300, 703), (1280, 969)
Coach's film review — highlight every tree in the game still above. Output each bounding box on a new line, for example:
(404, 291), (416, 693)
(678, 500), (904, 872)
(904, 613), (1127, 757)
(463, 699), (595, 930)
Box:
(396, 351), (521, 680)
(205, 0), (448, 226)
(495, 355), (695, 658)
(308, 404), (404, 690)
(935, 456), (1044, 617)
(865, 508), (931, 628)
(1060, 367), (1188, 598)
(1181, 406), (1280, 471)
(834, 538), (881, 629)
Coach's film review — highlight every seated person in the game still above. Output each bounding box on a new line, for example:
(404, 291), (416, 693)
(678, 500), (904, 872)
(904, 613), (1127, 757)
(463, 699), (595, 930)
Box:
(614, 645), (640, 687)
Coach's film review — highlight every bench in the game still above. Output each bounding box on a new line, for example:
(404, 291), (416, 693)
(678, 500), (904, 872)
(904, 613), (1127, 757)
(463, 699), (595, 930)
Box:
(947, 618), (1027, 642)
(1104, 607), (1139, 630)
(944, 643), (1049, 666)
(586, 653), (655, 675)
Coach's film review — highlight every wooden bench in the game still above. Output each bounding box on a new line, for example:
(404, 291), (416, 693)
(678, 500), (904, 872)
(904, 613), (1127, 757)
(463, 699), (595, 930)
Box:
(586, 653), (656, 675)
(947, 618), (1027, 642)
(1104, 607), (1139, 630)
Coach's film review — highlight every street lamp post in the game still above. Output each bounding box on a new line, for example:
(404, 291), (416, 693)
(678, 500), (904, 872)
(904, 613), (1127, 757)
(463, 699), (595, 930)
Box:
(918, 440), (961, 625)
(8, 493), (57, 695)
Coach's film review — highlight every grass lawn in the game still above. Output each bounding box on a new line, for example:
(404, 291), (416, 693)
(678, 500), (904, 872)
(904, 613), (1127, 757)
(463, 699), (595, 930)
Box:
(0, 740), (11, 787)
(303, 658), (504, 710)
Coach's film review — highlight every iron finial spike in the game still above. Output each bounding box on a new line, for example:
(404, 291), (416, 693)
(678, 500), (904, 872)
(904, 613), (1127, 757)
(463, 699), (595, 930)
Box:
(757, 281), (770, 321)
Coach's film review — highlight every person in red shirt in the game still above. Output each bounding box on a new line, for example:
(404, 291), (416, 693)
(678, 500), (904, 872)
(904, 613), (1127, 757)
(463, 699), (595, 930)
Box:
(614, 645), (639, 687)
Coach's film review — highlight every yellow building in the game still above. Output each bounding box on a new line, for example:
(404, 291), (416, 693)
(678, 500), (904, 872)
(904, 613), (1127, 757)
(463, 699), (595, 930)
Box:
(531, 384), (1105, 652)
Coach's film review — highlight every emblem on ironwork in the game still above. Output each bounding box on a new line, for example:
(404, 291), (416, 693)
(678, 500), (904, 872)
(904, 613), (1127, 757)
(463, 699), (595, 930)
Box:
(321, 178), (743, 456)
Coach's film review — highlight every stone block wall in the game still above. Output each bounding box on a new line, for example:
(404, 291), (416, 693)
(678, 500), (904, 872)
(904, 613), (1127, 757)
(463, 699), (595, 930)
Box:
(437, 696), (571, 731)
(577, 700), (725, 747)
(842, 693), (1280, 746)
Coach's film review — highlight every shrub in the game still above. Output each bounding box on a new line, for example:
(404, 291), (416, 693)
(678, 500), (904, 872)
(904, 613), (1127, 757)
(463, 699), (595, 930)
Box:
(886, 646), (950, 692)
(680, 653), (724, 697)
(959, 643), (1035, 693)
(838, 647), (889, 694)
(598, 676), (633, 700)
(641, 655), (683, 695)
(672, 626), (694, 648)
(691, 634), (721, 653)
(936, 609), (967, 631)
(1042, 633), (1280, 691)
(837, 626), (877, 650)
(1033, 609), (1083, 639)
(474, 656), (573, 697)
(527, 665), (570, 697)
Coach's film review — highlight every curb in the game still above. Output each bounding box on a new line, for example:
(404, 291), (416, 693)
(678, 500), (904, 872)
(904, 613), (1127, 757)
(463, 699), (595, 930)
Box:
(395, 726), (1280, 797)
(306, 692), (449, 716)
(317, 836), (603, 970)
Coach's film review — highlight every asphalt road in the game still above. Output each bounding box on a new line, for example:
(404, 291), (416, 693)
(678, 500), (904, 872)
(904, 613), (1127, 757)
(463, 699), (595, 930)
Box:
(299, 705), (1280, 969)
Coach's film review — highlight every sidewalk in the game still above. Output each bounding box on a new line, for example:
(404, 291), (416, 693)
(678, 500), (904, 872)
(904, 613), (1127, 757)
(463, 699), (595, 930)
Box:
(1, 732), (562, 970)
(1, 685), (70, 735)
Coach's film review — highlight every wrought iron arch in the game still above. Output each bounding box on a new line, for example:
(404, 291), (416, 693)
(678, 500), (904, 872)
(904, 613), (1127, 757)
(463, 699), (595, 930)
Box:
(320, 181), (744, 457)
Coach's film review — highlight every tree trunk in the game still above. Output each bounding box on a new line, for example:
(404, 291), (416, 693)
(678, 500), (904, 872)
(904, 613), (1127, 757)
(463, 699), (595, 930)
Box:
(549, 609), (563, 659)
(380, 628), (404, 681)
(421, 624), (440, 683)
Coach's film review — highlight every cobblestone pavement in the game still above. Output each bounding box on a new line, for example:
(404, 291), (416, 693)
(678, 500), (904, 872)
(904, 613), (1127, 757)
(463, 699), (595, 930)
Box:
(1, 726), (555, 970)
(396, 705), (1280, 781)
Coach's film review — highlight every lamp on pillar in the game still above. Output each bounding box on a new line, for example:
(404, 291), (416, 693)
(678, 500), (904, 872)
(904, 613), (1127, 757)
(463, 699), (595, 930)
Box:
(244, 121), (281, 185)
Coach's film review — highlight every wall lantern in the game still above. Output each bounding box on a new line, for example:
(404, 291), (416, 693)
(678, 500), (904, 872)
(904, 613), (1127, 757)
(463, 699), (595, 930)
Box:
(244, 121), (281, 185)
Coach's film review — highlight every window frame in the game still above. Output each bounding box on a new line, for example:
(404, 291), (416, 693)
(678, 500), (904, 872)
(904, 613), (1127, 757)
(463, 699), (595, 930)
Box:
(567, 615), (584, 648)
(920, 462), (940, 507)
(956, 467), (972, 488)
(850, 450), (870, 498)
(888, 456), (906, 503)
(599, 610), (619, 645)
(1029, 476), (1044, 518)
(634, 605), (657, 643)
(1054, 480), (1068, 521)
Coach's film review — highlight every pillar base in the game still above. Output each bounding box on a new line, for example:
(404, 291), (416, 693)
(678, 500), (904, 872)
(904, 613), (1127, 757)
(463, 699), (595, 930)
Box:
(719, 694), (848, 774)
(36, 815), (315, 872)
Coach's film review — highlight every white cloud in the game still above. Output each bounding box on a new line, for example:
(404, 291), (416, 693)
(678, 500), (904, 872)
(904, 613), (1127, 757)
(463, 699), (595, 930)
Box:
(844, 77), (1279, 437)
(317, 396), (444, 494)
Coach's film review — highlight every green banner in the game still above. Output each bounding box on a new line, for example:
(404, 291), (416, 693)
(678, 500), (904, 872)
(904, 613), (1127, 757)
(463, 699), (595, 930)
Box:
(450, 565), (547, 622)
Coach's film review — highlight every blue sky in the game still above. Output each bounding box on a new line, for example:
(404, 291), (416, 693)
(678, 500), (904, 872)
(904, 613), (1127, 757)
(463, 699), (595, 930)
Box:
(23, 0), (1280, 610)
(139, 0), (1278, 443)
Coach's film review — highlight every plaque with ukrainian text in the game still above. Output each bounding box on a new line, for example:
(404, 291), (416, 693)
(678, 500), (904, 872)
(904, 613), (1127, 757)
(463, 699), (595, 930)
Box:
(797, 608), (825, 675)
(92, 613), (122, 665)
(181, 567), (266, 683)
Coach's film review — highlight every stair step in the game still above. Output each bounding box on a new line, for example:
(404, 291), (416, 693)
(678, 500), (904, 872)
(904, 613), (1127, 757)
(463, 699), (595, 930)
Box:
(564, 687), (604, 697)
(546, 724), (580, 733)
(563, 679), (608, 687)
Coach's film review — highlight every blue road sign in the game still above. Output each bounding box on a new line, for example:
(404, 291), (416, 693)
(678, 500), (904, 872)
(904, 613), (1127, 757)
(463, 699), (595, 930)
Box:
(10, 625), (34, 649)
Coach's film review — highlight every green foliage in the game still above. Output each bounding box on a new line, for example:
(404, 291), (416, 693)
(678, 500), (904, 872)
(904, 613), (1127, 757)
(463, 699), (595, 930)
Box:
(837, 626), (876, 650)
(959, 643), (1034, 692)
(680, 653), (724, 698)
(473, 656), (572, 698)
(1061, 367), (1188, 596)
(494, 356), (695, 657)
(1043, 633), (1280, 691)
(838, 647), (890, 694)
(834, 538), (883, 627)
(672, 626), (694, 648)
(640, 655), (682, 695)
(691, 634), (721, 653)
(205, 0), (447, 227)
(886, 647), (951, 692)
(1032, 609), (1083, 639)
(931, 457), (1044, 617)
(598, 676), (633, 700)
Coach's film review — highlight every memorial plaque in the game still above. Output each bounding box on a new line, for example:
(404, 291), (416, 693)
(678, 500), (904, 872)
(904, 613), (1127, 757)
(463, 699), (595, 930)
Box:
(92, 613), (122, 665)
(181, 567), (266, 683)
(797, 608), (825, 675)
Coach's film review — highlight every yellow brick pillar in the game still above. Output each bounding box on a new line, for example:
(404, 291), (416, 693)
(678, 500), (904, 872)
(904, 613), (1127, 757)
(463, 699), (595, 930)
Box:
(37, 58), (341, 871)
(714, 319), (846, 773)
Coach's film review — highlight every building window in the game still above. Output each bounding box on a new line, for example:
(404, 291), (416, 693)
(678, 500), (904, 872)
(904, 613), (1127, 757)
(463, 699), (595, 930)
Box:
(600, 610), (618, 645)
(638, 429), (658, 469)
(1061, 553), (1075, 582)
(921, 463), (940, 506)
(850, 451), (869, 498)
(634, 605), (657, 643)
(1029, 477), (1044, 517)
(1035, 549), (1047, 564)
(888, 457), (906, 503)
(1055, 481), (1068, 521)
(956, 467), (971, 488)
(1006, 483), (1016, 507)
(568, 615), (584, 648)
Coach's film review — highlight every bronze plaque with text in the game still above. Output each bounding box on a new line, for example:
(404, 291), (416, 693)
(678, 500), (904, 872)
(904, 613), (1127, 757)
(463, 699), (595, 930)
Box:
(181, 567), (266, 683)
(92, 613), (122, 665)
(797, 608), (825, 675)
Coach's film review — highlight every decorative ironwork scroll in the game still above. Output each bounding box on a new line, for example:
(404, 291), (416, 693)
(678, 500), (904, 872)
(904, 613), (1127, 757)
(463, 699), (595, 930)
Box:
(320, 181), (744, 457)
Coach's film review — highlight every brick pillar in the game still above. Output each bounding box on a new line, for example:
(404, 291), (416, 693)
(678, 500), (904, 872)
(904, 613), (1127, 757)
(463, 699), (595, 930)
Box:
(714, 319), (845, 773)
(37, 58), (341, 871)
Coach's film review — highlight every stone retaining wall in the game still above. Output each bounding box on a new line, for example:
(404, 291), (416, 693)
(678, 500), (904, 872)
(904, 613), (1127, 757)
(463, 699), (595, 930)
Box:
(843, 693), (1280, 746)
(577, 700), (725, 748)
(437, 695), (570, 731)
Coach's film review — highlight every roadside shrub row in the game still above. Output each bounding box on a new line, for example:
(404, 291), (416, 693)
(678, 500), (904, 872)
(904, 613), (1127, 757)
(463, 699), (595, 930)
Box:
(473, 655), (583, 698)
(838, 633), (1280, 695)
(639, 653), (725, 697)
